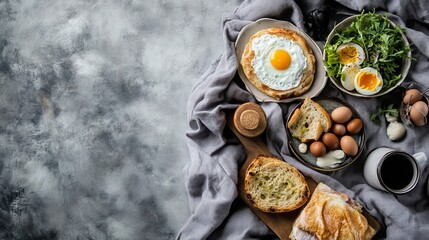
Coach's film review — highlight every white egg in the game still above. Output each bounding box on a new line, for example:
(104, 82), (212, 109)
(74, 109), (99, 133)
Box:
(354, 67), (383, 95)
(340, 64), (360, 91)
(251, 34), (307, 90)
(336, 43), (365, 65)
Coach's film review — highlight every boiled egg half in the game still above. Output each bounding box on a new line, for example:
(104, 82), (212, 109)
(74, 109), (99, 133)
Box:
(341, 64), (360, 91)
(336, 43), (365, 65)
(354, 67), (383, 95)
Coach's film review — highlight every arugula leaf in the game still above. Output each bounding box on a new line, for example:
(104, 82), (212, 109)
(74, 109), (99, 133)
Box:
(324, 12), (412, 91)
(370, 104), (399, 125)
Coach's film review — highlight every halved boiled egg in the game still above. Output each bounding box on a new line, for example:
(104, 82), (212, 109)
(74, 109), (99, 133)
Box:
(341, 64), (360, 91)
(354, 67), (383, 95)
(336, 43), (365, 65)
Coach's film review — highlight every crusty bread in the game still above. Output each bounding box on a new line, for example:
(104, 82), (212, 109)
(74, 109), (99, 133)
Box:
(287, 97), (332, 143)
(241, 28), (315, 100)
(244, 155), (310, 213)
(290, 183), (376, 240)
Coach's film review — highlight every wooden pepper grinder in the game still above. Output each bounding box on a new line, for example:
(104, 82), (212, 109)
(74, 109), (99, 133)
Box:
(233, 102), (267, 138)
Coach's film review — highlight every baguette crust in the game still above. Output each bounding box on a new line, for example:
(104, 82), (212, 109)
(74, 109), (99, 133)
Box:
(287, 108), (302, 127)
(244, 155), (310, 213)
(241, 28), (316, 100)
(290, 183), (376, 240)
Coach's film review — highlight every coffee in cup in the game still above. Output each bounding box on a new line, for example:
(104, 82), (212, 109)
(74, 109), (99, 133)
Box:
(363, 147), (427, 194)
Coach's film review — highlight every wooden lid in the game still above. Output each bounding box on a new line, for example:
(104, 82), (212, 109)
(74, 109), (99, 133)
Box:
(234, 102), (267, 137)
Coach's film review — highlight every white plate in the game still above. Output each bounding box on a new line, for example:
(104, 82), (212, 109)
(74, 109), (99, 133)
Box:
(235, 18), (327, 103)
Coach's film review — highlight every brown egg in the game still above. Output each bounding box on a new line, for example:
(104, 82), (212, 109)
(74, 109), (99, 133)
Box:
(340, 136), (358, 157)
(414, 101), (429, 115)
(347, 118), (363, 134)
(322, 133), (340, 150)
(332, 123), (346, 136)
(310, 141), (326, 157)
(403, 89), (422, 105)
(410, 101), (428, 127)
(331, 106), (353, 123)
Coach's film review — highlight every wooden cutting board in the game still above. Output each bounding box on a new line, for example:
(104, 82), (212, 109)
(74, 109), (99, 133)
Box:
(226, 111), (381, 239)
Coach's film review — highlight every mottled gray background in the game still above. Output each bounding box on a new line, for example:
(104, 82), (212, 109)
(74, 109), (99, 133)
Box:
(0, 0), (241, 239)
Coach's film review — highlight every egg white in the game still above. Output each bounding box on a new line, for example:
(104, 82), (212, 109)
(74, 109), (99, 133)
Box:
(341, 64), (360, 91)
(251, 34), (307, 90)
(354, 67), (383, 95)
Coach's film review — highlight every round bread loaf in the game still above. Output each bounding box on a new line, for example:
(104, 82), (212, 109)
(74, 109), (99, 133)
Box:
(244, 155), (310, 213)
(241, 28), (315, 100)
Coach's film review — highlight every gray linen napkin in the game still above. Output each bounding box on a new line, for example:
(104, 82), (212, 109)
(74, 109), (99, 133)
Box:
(178, 0), (429, 239)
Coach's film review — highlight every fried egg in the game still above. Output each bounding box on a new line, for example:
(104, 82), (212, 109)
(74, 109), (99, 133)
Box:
(354, 67), (383, 95)
(341, 64), (360, 91)
(251, 34), (307, 90)
(336, 43), (365, 65)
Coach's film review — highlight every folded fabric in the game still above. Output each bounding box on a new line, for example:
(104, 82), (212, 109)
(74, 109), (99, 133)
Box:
(178, 0), (429, 239)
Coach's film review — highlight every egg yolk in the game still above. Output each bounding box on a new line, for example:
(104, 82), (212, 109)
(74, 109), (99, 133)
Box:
(357, 72), (382, 91)
(338, 46), (359, 65)
(270, 49), (291, 70)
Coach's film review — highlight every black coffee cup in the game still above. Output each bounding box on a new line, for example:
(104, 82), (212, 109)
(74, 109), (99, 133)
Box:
(364, 147), (427, 194)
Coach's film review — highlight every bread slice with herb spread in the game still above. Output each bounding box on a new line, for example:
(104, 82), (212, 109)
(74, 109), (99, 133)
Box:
(244, 155), (310, 213)
(287, 97), (332, 143)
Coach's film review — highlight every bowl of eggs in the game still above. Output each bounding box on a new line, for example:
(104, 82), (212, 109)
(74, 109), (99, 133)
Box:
(400, 82), (429, 127)
(286, 97), (365, 171)
(323, 12), (412, 98)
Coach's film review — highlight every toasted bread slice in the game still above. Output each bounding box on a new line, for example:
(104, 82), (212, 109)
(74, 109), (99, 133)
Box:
(244, 155), (310, 213)
(287, 97), (332, 142)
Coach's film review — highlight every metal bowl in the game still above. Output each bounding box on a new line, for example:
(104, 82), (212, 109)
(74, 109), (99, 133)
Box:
(400, 82), (429, 127)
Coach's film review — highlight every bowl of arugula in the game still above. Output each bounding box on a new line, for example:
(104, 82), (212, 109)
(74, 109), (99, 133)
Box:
(323, 12), (412, 98)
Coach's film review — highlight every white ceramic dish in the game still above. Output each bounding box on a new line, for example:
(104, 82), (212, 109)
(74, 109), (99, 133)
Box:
(323, 14), (412, 98)
(235, 18), (327, 103)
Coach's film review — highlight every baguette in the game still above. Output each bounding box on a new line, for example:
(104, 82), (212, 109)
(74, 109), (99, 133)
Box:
(244, 155), (310, 213)
(287, 97), (332, 142)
